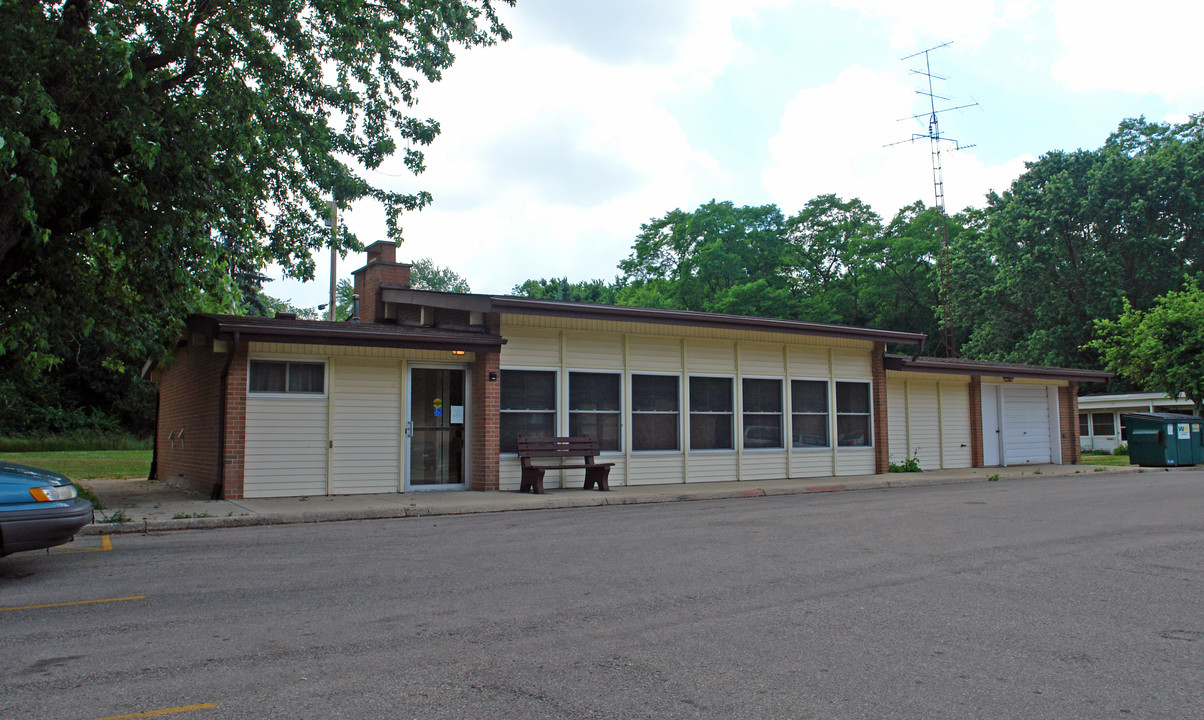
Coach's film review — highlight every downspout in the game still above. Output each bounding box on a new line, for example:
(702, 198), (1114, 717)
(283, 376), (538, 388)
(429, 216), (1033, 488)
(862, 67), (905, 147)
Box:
(909, 335), (927, 362)
(148, 388), (160, 481)
(214, 331), (240, 500)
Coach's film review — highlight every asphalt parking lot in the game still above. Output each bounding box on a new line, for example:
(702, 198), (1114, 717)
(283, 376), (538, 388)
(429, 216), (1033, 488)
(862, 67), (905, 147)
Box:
(2, 469), (1202, 719)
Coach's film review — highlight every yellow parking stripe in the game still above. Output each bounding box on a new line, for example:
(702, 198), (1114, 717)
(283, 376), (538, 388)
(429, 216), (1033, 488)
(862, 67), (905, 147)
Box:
(90, 703), (217, 720)
(101, 534), (112, 551)
(0, 595), (145, 612)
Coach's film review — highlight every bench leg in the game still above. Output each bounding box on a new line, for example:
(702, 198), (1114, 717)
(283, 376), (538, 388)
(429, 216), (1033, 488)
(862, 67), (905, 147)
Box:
(583, 466), (610, 492)
(520, 467), (546, 494)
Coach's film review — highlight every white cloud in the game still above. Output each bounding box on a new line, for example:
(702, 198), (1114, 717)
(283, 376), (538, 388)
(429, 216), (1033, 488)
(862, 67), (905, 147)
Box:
(762, 64), (1027, 218)
(1050, 0), (1204, 102)
(828, 0), (1037, 49)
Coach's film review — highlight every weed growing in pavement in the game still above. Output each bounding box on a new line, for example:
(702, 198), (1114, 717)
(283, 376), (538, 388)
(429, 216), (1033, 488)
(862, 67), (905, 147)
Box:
(1095, 467), (1105, 472)
(987, 474), (1000, 482)
(99, 509), (130, 523)
(298, 496), (309, 502)
(171, 512), (214, 519)
(1032, 468), (1043, 474)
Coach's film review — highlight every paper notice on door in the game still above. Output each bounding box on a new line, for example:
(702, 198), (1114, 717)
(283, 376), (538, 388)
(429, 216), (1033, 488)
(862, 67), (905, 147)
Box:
(451, 405), (464, 424)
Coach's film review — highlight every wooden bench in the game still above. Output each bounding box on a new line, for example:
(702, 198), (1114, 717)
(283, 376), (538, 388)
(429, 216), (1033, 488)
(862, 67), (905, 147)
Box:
(516, 436), (615, 494)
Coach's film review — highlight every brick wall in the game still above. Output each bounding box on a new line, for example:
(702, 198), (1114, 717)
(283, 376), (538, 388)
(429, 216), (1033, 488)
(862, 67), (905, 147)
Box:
(968, 376), (984, 468)
(470, 314), (501, 490)
(155, 338), (226, 495)
(1059, 382), (1081, 464)
(872, 342), (889, 474)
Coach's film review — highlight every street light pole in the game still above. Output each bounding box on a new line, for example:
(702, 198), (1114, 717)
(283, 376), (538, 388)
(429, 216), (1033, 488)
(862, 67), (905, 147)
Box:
(326, 199), (338, 322)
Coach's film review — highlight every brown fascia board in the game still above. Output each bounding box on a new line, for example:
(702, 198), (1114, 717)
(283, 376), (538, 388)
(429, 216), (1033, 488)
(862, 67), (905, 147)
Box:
(478, 296), (925, 346)
(379, 286), (494, 313)
(884, 354), (1113, 383)
(187, 313), (505, 352)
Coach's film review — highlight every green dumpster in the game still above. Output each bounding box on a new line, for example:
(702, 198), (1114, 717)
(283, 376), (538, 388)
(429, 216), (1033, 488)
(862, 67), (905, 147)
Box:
(1121, 413), (1203, 467)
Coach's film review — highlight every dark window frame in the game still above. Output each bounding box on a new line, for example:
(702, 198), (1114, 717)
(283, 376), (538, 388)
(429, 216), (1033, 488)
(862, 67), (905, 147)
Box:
(742, 377), (784, 449)
(500, 368), (558, 454)
(248, 359), (326, 395)
(835, 380), (873, 448)
(631, 373), (681, 452)
(569, 371), (622, 452)
(689, 375), (735, 451)
(791, 378), (830, 449)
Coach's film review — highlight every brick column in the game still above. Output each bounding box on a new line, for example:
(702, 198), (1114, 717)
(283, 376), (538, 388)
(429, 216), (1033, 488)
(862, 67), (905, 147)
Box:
(221, 343), (249, 499)
(1059, 382), (1081, 465)
(470, 315), (501, 491)
(969, 376), (984, 468)
(872, 342), (889, 474)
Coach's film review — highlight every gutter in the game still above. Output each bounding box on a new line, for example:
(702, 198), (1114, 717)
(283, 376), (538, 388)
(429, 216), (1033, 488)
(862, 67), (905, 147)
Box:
(214, 331), (240, 500)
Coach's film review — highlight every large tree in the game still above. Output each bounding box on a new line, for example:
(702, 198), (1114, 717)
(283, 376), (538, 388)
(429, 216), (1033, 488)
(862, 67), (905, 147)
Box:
(1089, 282), (1204, 416)
(0, 0), (510, 432)
(1, 0), (508, 358)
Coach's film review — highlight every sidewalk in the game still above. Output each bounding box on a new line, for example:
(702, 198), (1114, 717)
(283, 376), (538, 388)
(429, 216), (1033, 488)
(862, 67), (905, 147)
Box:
(79, 463), (1141, 536)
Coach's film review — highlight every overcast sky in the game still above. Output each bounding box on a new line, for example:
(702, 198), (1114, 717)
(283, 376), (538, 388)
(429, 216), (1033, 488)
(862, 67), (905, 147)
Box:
(270, 0), (1204, 309)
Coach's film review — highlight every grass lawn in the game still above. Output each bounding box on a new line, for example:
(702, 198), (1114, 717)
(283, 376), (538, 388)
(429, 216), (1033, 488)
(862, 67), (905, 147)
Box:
(1080, 454), (1133, 467)
(0, 450), (153, 480)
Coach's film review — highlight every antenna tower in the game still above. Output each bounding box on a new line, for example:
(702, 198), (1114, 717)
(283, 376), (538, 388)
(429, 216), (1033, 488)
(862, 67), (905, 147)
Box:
(885, 41), (977, 358)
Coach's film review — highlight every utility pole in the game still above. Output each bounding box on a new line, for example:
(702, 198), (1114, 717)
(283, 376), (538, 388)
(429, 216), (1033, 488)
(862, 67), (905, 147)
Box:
(885, 41), (977, 358)
(325, 198), (338, 322)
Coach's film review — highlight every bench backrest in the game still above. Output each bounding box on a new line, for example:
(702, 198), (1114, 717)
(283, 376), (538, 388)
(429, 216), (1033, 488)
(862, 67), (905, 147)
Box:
(516, 435), (601, 461)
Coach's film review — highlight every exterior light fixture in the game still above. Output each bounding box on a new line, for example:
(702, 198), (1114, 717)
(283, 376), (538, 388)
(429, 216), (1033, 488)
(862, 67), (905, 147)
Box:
(451, 350), (466, 356)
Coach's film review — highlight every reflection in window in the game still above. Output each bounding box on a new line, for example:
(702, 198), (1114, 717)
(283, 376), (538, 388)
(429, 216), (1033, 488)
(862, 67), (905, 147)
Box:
(791, 380), (829, 448)
(836, 381), (872, 447)
(569, 372), (621, 451)
(690, 376), (733, 450)
(500, 370), (556, 453)
(742, 378), (783, 449)
(249, 360), (325, 394)
(632, 374), (679, 451)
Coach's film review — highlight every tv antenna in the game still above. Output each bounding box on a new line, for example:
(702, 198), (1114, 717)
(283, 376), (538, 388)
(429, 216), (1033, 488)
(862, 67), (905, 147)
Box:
(885, 41), (977, 358)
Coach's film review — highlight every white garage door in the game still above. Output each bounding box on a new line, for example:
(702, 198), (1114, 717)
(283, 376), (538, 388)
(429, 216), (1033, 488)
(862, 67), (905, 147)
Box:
(887, 379), (972, 471)
(982, 384), (1058, 466)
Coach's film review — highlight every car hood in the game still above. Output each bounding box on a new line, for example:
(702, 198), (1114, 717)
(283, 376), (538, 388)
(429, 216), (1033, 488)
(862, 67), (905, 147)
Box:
(0, 461), (73, 488)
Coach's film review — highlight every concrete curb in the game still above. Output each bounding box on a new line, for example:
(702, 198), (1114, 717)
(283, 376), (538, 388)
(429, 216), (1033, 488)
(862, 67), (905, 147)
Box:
(78, 464), (1146, 536)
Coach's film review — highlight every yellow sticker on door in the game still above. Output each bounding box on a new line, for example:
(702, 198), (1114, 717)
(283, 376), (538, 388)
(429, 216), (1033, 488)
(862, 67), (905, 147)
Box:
(433, 398), (443, 409)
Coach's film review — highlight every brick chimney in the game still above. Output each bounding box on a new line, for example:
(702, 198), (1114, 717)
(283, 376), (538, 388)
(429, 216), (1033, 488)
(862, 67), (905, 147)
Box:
(352, 241), (411, 323)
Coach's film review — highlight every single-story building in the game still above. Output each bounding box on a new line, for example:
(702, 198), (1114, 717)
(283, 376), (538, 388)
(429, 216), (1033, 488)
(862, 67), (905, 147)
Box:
(146, 241), (1111, 499)
(1077, 392), (1195, 452)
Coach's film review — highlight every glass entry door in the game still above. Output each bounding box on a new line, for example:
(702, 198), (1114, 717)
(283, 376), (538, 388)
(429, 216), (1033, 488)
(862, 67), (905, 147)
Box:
(408, 368), (466, 488)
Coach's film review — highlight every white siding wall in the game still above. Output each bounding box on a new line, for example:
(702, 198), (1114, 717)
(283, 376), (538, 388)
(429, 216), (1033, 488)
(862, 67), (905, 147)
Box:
(885, 376), (973, 471)
(330, 360), (401, 494)
(789, 450), (836, 478)
(244, 396), (328, 498)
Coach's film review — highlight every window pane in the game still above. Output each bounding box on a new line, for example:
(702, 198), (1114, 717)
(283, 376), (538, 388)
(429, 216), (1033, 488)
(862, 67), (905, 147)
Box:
(1092, 412), (1115, 435)
(1120, 415), (1129, 441)
(689, 376), (732, 413)
(837, 415), (871, 447)
(690, 413), (733, 450)
(288, 363), (325, 393)
(792, 414), (829, 447)
(632, 414), (678, 451)
(1079, 413), (1089, 436)
(792, 380), (828, 413)
(570, 413), (620, 451)
(249, 361), (287, 393)
(743, 416), (782, 448)
(632, 375), (678, 412)
(836, 382), (870, 414)
(501, 370), (555, 411)
(500, 412), (556, 453)
(570, 373), (620, 411)
(743, 379), (782, 413)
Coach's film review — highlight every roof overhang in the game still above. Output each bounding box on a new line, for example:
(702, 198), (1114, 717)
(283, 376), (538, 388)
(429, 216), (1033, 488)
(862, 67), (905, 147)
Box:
(187, 314), (505, 353)
(884, 355), (1112, 383)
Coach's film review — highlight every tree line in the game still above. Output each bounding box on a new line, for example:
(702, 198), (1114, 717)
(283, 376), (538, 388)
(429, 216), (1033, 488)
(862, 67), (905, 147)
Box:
(517, 115), (1204, 384)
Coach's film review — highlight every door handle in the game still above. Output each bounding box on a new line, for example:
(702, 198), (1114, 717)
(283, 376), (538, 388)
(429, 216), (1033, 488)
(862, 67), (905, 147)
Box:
(405, 420), (414, 438)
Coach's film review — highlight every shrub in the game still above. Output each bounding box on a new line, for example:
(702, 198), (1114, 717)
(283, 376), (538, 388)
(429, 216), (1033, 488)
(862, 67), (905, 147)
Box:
(889, 455), (922, 473)
(1112, 443), (1129, 456)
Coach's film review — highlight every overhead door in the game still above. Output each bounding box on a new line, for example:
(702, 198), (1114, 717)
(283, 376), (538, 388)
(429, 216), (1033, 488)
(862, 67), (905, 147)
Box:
(1001, 386), (1053, 464)
(982, 384), (1058, 466)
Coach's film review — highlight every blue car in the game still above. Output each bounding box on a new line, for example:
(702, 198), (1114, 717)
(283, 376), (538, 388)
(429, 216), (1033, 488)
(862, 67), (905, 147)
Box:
(0, 462), (95, 556)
